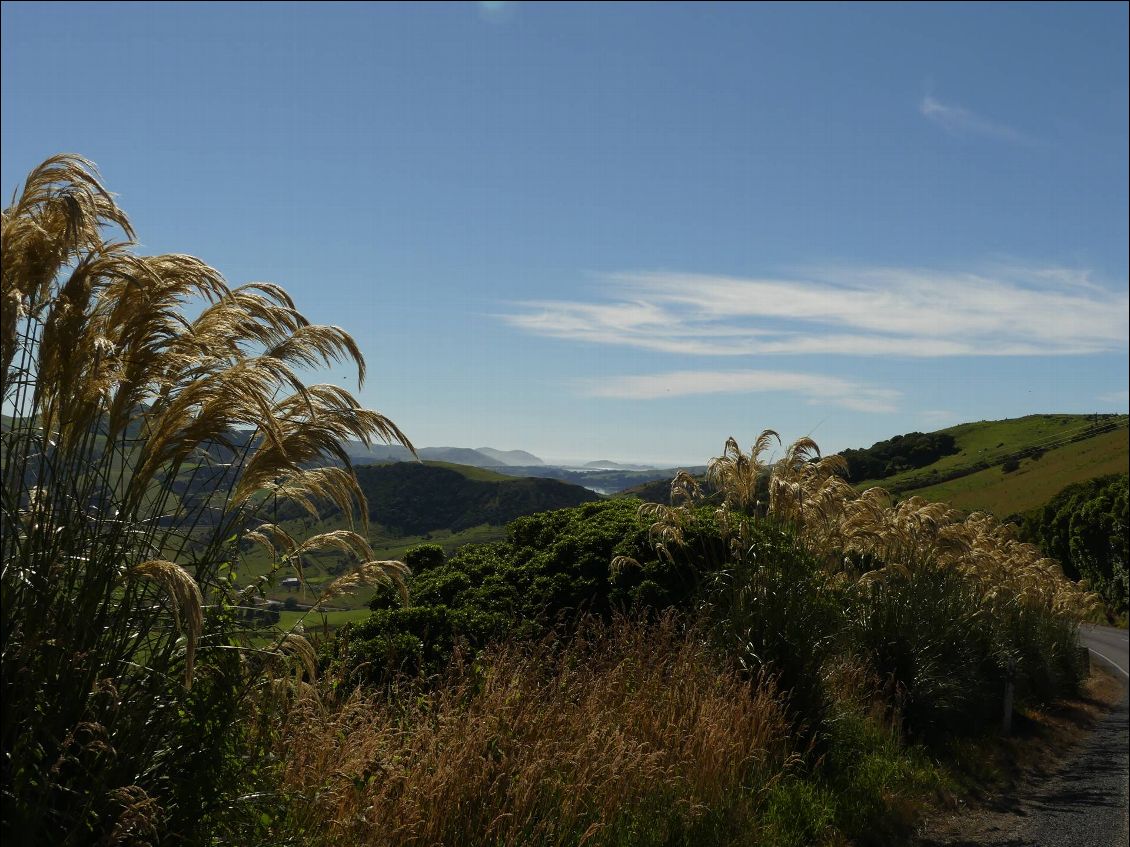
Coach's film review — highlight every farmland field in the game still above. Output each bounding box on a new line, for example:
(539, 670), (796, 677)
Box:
(897, 426), (1129, 516)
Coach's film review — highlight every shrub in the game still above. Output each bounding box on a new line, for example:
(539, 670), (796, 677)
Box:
(404, 542), (446, 571)
(625, 433), (1094, 745)
(344, 499), (706, 683)
(700, 521), (842, 738)
(847, 567), (1000, 740)
(1023, 474), (1128, 615)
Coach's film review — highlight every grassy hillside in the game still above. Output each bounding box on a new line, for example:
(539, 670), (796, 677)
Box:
(237, 461), (602, 610)
(900, 427), (1129, 516)
(858, 414), (1127, 492)
(623, 415), (1128, 515)
(354, 461), (602, 535)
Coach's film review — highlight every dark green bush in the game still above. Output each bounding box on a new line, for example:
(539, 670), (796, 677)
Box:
(847, 567), (1083, 743)
(847, 568), (1000, 740)
(343, 499), (708, 683)
(839, 432), (959, 482)
(699, 522), (841, 737)
(1023, 474), (1128, 615)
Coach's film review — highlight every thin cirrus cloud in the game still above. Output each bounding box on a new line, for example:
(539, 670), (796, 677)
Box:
(919, 95), (1033, 144)
(577, 370), (901, 412)
(497, 266), (1129, 358)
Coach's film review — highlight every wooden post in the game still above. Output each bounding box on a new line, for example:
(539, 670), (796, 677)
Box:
(1001, 657), (1016, 736)
(1076, 645), (1091, 676)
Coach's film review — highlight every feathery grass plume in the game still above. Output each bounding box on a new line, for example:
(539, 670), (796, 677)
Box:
(1, 155), (134, 380)
(2, 154), (412, 843)
(315, 560), (410, 608)
(609, 554), (642, 579)
(707, 430), (778, 513)
(278, 633), (319, 682)
(129, 560), (204, 688)
(102, 785), (164, 847)
(243, 521), (299, 563)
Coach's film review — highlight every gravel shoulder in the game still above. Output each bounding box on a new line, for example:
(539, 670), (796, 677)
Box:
(917, 629), (1129, 847)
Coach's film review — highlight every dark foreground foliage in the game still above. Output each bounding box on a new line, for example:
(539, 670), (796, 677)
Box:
(1023, 473), (1128, 617)
(335, 499), (679, 681)
(2, 156), (411, 845)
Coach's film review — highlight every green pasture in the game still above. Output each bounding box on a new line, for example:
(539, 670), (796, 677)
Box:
(899, 427), (1129, 516)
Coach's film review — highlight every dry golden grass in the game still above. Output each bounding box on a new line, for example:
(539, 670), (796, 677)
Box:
(270, 615), (794, 847)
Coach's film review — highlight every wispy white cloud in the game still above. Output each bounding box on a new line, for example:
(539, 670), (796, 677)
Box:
(498, 265), (1128, 358)
(577, 369), (901, 413)
(919, 95), (1033, 144)
(1098, 389), (1129, 407)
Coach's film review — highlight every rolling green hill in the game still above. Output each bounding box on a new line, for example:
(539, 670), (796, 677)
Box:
(896, 426), (1129, 517)
(240, 461), (603, 609)
(353, 460), (602, 536)
(857, 414), (1127, 494)
(623, 415), (1128, 515)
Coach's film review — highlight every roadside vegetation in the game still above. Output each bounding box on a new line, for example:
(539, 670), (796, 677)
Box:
(0, 156), (1111, 846)
(1022, 473), (1128, 622)
(300, 435), (1097, 845)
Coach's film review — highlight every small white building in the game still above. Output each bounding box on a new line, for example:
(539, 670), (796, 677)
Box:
(280, 577), (301, 590)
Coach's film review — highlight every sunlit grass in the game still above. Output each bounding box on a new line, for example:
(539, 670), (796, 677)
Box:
(860, 414), (1128, 492)
(906, 427), (1129, 515)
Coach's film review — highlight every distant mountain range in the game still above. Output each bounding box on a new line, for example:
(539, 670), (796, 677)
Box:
(339, 442), (702, 495)
(342, 443), (507, 467)
(341, 442), (672, 473)
(476, 447), (545, 467)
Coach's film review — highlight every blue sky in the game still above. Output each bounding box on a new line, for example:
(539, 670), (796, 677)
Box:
(3, 2), (1127, 465)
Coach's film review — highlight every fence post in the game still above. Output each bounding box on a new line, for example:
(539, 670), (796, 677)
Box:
(1076, 645), (1091, 677)
(1001, 657), (1016, 736)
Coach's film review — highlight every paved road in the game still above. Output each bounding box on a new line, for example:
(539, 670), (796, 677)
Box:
(1065, 624), (1130, 847)
(1082, 624), (1129, 680)
(919, 625), (1128, 847)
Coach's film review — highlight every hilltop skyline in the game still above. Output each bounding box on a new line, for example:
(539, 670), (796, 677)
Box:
(2, 2), (1126, 465)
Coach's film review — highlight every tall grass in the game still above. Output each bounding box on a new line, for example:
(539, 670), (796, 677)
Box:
(1, 155), (411, 843)
(625, 432), (1097, 742)
(267, 614), (796, 847)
